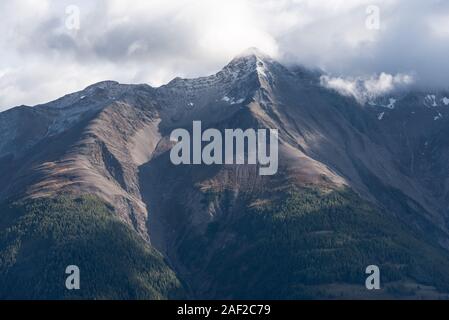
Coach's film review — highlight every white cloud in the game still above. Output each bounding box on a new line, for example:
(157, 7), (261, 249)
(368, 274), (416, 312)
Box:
(320, 73), (414, 104)
(364, 73), (414, 96)
(0, 0), (449, 110)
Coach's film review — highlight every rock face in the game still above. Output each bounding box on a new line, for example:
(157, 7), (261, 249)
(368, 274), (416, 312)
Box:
(3, 49), (449, 298)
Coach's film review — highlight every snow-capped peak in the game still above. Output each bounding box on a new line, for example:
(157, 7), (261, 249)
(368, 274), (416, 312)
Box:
(220, 48), (277, 84)
(233, 47), (272, 61)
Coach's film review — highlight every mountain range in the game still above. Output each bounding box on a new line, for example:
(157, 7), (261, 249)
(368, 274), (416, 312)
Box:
(2, 48), (449, 299)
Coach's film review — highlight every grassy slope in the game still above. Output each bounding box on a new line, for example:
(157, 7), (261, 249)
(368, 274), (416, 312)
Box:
(178, 186), (449, 299)
(0, 195), (184, 299)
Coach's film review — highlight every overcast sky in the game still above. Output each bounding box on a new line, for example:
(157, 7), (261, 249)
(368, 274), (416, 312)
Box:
(1, 0), (448, 110)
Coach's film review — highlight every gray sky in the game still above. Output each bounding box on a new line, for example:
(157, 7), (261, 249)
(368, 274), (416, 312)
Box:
(1, 0), (449, 110)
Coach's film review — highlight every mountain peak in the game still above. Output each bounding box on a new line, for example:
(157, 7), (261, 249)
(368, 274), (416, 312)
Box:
(222, 48), (276, 81)
(235, 47), (272, 60)
(229, 47), (275, 67)
(85, 80), (120, 90)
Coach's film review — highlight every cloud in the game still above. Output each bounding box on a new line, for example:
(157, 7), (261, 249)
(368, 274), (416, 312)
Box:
(1, 0), (449, 110)
(320, 72), (414, 104)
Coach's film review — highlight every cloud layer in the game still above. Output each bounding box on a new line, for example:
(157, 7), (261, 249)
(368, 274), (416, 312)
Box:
(1, 0), (449, 110)
(320, 72), (414, 103)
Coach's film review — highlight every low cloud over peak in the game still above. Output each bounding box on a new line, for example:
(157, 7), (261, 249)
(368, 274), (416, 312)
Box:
(320, 72), (415, 104)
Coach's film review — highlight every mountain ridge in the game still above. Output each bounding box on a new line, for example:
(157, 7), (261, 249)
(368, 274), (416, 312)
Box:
(3, 49), (449, 298)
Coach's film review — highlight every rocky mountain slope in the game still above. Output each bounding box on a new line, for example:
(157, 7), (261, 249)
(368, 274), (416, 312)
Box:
(2, 48), (449, 299)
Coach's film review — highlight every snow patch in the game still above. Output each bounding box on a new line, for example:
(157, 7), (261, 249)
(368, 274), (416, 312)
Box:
(221, 96), (245, 105)
(424, 94), (438, 107)
(434, 112), (443, 121)
(378, 112), (385, 120)
(385, 98), (396, 109)
(256, 59), (267, 78)
(443, 97), (449, 105)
